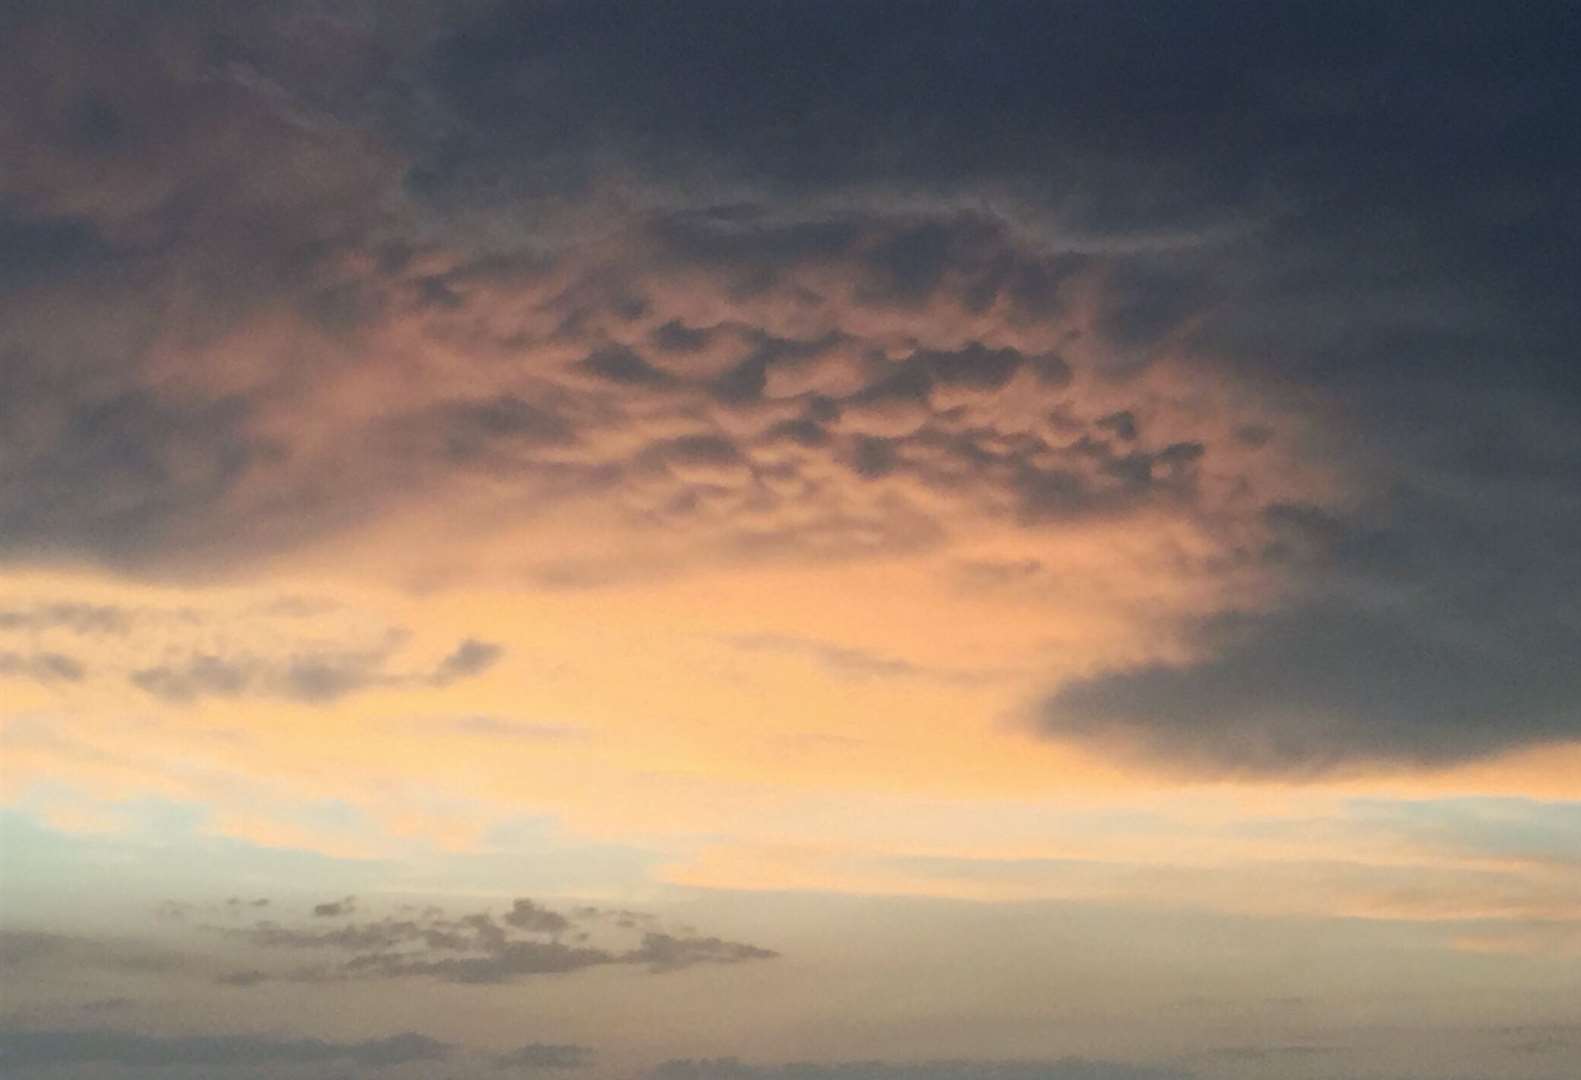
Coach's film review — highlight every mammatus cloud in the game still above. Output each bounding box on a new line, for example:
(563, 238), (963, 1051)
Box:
(2, 0), (1578, 774)
(212, 895), (777, 986)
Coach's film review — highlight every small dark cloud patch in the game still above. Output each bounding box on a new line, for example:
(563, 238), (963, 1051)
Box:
(431, 638), (504, 685)
(0, 650), (85, 682)
(582, 344), (674, 386)
(625, 932), (778, 972)
(761, 419), (829, 449)
(131, 654), (252, 704)
(0, 1025), (450, 1070)
(650, 1058), (1192, 1080)
(651, 320), (714, 353)
(1096, 411), (1138, 441)
(498, 1042), (594, 1070)
(850, 437), (899, 479)
(211, 896), (777, 986)
(0, 602), (131, 634)
(128, 636), (502, 706)
(0, 340), (269, 571)
(0, 930), (69, 966)
(420, 396), (578, 460)
(0, 208), (111, 292)
(0, 930), (191, 978)
(312, 896), (356, 918)
(502, 899), (571, 936)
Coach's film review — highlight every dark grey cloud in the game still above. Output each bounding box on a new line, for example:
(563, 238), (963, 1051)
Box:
(497, 1042), (594, 1070)
(0, 930), (188, 978)
(432, 638), (505, 685)
(501, 899), (571, 935)
(129, 636), (503, 705)
(0, 650), (85, 682)
(0, 603), (131, 634)
(622, 932), (779, 973)
(3, 0), (1579, 772)
(131, 654), (251, 704)
(1042, 477), (1581, 773)
(0, 1025), (450, 1070)
(582, 344), (676, 387)
(0, 355), (267, 568)
(0, 208), (112, 293)
(650, 1058), (1191, 1080)
(406, 395), (580, 467)
(215, 895), (776, 986)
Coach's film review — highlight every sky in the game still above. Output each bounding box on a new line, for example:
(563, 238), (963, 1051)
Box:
(1, 2), (1579, 1078)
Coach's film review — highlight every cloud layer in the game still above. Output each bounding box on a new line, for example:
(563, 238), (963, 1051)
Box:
(4, 3), (1579, 770)
(209, 895), (777, 986)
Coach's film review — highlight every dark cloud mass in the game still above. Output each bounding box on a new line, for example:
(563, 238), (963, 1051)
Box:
(2, 1), (1579, 770)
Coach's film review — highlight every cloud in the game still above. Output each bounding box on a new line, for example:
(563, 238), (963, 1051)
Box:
(2, 1), (1578, 773)
(730, 635), (925, 681)
(446, 716), (583, 740)
(497, 1042), (594, 1070)
(214, 895), (777, 986)
(622, 932), (779, 972)
(431, 638), (505, 685)
(0, 650), (85, 682)
(501, 899), (571, 935)
(1040, 482), (1581, 773)
(128, 636), (504, 705)
(0, 603), (131, 634)
(0, 1025), (450, 1070)
(0, 930), (188, 978)
(649, 1059), (1191, 1080)
(728, 634), (1006, 686)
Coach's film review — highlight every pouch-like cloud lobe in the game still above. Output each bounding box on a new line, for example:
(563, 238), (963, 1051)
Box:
(2, 0), (1579, 775)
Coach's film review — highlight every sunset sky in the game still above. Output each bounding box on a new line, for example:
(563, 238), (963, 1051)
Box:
(2, 3), (1579, 1079)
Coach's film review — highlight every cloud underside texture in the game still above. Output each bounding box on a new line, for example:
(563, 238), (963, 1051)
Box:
(0, 1026), (1178, 1080)
(2, 1), (1579, 772)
